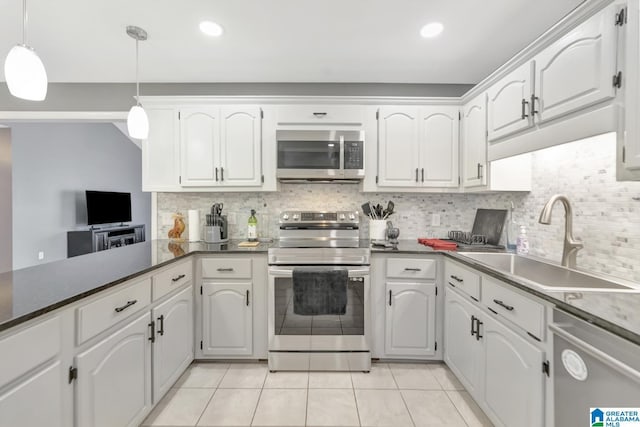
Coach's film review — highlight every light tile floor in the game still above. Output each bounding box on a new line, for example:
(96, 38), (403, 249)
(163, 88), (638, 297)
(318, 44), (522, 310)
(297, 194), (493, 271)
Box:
(142, 362), (494, 427)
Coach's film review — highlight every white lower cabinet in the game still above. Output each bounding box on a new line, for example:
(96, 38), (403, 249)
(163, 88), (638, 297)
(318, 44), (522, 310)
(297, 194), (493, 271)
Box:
(202, 281), (253, 356)
(0, 360), (66, 427)
(443, 287), (483, 396)
(482, 314), (544, 427)
(151, 286), (194, 403)
(75, 312), (152, 427)
(444, 282), (547, 427)
(385, 282), (436, 357)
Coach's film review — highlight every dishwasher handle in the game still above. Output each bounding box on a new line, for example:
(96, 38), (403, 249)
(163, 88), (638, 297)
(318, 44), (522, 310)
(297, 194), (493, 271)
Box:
(549, 323), (640, 384)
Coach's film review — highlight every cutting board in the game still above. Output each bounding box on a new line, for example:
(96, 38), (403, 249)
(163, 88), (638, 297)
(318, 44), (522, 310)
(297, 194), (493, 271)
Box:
(237, 241), (260, 247)
(471, 209), (508, 245)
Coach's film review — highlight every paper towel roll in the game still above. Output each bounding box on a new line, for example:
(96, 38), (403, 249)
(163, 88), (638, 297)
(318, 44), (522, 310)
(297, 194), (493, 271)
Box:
(188, 209), (201, 242)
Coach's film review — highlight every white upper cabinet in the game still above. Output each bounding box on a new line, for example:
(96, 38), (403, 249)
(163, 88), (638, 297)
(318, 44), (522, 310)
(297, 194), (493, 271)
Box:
(219, 106), (262, 187)
(461, 94), (487, 188)
(487, 62), (534, 141)
(142, 107), (180, 191)
(377, 105), (459, 189)
(622, 1), (640, 179)
(534, 3), (618, 124)
(180, 107), (220, 187)
(419, 106), (459, 187)
(377, 107), (420, 187)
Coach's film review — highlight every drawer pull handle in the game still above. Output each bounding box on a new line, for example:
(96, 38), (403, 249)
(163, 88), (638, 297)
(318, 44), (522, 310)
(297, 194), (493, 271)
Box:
(313, 112), (327, 117)
(389, 290), (392, 306)
(448, 281), (456, 288)
(470, 315), (476, 336)
(493, 299), (514, 311)
(114, 300), (137, 313)
(157, 315), (165, 336)
(404, 268), (422, 272)
(171, 274), (186, 282)
(217, 268), (234, 272)
(450, 275), (463, 282)
(475, 318), (483, 340)
(246, 290), (250, 306)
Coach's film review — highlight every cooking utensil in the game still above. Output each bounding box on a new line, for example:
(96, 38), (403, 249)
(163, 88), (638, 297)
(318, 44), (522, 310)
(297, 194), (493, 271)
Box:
(361, 202), (373, 218)
(369, 202), (377, 219)
(383, 201), (395, 219)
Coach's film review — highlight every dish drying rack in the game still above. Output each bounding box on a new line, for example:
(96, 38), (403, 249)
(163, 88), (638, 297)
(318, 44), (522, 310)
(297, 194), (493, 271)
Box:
(448, 230), (488, 245)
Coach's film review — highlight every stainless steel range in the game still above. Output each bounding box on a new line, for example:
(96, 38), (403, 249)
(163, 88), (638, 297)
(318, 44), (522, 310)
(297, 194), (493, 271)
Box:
(267, 210), (371, 372)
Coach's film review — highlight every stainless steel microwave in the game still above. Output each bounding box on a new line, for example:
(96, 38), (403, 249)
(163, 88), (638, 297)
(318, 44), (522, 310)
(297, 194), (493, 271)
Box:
(276, 130), (365, 181)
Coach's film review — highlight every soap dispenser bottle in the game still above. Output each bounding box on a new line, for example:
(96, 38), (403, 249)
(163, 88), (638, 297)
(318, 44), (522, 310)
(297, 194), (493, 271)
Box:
(248, 209), (258, 241)
(516, 225), (529, 255)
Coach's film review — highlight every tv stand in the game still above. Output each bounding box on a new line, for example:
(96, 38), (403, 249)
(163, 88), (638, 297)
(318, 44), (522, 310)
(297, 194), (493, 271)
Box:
(68, 224), (145, 258)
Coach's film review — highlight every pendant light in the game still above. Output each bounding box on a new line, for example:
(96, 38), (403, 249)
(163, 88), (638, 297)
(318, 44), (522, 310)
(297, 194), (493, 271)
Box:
(4, 0), (48, 101)
(126, 25), (149, 140)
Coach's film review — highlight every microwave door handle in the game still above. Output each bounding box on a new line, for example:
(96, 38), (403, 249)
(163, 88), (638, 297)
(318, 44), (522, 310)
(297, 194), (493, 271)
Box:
(339, 135), (345, 174)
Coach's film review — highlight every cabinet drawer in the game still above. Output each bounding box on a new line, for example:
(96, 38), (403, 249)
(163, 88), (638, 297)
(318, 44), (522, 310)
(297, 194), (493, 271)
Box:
(152, 260), (193, 301)
(276, 105), (364, 125)
(483, 277), (545, 339)
(386, 258), (436, 280)
(202, 258), (252, 279)
(77, 278), (151, 344)
(445, 261), (480, 300)
(0, 316), (61, 387)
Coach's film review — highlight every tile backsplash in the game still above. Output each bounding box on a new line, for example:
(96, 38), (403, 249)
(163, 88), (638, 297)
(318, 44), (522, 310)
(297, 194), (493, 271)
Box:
(158, 132), (640, 283)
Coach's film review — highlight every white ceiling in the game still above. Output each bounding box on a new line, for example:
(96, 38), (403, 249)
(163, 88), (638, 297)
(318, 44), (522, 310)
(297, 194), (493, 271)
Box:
(0, 0), (584, 84)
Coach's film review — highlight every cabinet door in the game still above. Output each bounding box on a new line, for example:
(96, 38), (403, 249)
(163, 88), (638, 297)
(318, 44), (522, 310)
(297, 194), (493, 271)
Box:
(487, 62), (534, 141)
(624, 0), (640, 174)
(202, 282), (253, 356)
(461, 94), (487, 188)
(482, 315), (545, 427)
(377, 107), (420, 187)
(0, 361), (66, 427)
(384, 282), (436, 357)
(220, 106), (262, 187)
(142, 107), (180, 191)
(419, 106), (459, 188)
(180, 107), (220, 187)
(534, 3), (618, 124)
(444, 287), (483, 396)
(76, 313), (152, 427)
(152, 286), (194, 403)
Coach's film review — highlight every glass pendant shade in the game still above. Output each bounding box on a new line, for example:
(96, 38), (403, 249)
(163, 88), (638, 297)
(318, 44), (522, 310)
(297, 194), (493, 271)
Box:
(127, 104), (149, 139)
(4, 44), (48, 101)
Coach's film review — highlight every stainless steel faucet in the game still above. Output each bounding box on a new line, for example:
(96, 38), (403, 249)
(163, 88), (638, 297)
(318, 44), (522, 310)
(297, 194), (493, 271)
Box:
(538, 194), (583, 268)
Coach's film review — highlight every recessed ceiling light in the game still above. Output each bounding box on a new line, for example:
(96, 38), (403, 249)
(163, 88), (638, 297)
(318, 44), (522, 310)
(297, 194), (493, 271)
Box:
(420, 22), (444, 38)
(200, 21), (224, 37)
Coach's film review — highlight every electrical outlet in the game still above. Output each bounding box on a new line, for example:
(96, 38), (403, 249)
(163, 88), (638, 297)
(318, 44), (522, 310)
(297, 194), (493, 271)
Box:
(227, 212), (237, 225)
(161, 212), (173, 225)
(431, 214), (441, 227)
(38, 251), (44, 260)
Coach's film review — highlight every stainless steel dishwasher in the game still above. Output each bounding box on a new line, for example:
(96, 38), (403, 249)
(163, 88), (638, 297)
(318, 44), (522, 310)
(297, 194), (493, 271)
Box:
(550, 309), (640, 426)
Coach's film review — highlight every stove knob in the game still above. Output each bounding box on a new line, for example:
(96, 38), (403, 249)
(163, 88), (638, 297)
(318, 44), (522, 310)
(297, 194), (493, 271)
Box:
(293, 214), (300, 221)
(282, 213), (290, 220)
(349, 213), (356, 220)
(339, 213), (346, 221)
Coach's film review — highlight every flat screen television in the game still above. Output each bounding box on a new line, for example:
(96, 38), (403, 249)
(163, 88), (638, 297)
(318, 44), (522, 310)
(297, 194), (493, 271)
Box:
(86, 190), (132, 225)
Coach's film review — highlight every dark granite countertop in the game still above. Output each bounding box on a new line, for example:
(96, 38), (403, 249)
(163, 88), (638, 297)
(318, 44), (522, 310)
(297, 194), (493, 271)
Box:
(0, 239), (271, 333)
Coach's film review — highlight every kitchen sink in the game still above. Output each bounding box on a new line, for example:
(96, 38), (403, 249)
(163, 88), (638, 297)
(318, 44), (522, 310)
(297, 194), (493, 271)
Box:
(457, 252), (639, 292)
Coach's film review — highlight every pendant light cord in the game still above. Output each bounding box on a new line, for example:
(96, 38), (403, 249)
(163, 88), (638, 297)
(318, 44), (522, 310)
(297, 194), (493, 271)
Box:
(22, 0), (27, 45)
(136, 38), (140, 106)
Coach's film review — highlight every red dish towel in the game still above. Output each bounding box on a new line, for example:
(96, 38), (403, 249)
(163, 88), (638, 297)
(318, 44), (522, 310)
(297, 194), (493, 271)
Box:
(418, 238), (458, 250)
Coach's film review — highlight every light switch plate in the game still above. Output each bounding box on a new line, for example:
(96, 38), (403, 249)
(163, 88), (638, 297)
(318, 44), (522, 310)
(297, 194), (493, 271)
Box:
(431, 214), (441, 226)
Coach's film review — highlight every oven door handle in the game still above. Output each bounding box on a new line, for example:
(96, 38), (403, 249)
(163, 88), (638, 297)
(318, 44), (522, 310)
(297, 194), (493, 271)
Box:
(268, 268), (370, 277)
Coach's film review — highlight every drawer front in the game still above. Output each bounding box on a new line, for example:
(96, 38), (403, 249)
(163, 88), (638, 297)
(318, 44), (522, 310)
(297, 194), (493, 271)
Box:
(276, 105), (364, 125)
(444, 261), (481, 300)
(202, 258), (252, 279)
(152, 260), (193, 301)
(0, 316), (61, 386)
(386, 258), (436, 280)
(77, 278), (151, 344)
(483, 277), (545, 339)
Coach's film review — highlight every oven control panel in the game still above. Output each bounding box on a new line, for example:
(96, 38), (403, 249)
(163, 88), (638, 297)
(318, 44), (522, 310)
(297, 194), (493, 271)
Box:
(280, 210), (359, 225)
